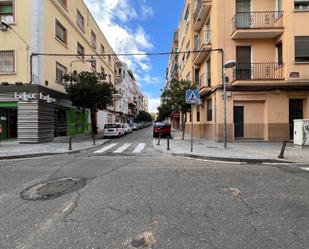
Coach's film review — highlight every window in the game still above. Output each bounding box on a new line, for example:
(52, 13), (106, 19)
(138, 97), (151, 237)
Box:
(207, 98), (212, 121)
(55, 20), (67, 45)
(184, 5), (190, 22)
(295, 36), (309, 62)
(196, 106), (200, 122)
(276, 42), (283, 66)
(77, 42), (85, 60)
(91, 30), (96, 49)
(108, 74), (112, 83)
(90, 56), (96, 70)
(56, 62), (67, 84)
(77, 10), (85, 31)
(0, 50), (15, 73)
(101, 67), (105, 78)
(108, 55), (111, 65)
(57, 0), (67, 9)
(0, 1), (14, 23)
(295, 0), (309, 10)
(101, 45), (105, 55)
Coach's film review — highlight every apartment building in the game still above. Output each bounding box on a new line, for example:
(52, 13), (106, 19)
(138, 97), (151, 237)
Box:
(0, 0), (116, 143)
(172, 0), (309, 142)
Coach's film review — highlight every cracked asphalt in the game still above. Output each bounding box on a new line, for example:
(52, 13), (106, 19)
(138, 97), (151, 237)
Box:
(0, 127), (309, 248)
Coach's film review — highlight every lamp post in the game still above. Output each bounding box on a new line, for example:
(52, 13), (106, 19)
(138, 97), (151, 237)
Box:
(69, 58), (96, 72)
(223, 60), (237, 149)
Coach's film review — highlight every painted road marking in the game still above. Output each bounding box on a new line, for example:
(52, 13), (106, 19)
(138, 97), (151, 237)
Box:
(113, 143), (132, 153)
(133, 143), (146, 153)
(94, 143), (118, 154)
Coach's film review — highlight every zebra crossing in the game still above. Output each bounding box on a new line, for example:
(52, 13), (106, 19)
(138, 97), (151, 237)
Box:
(94, 143), (147, 155)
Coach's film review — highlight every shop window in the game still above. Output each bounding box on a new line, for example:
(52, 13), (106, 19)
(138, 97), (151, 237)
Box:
(56, 62), (67, 84)
(295, 36), (309, 62)
(0, 1), (14, 23)
(55, 20), (67, 45)
(295, 0), (309, 10)
(77, 10), (85, 31)
(0, 50), (15, 73)
(77, 42), (85, 60)
(207, 98), (213, 121)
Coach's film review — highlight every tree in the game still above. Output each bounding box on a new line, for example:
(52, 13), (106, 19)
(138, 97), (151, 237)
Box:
(158, 79), (196, 140)
(135, 110), (153, 123)
(64, 71), (116, 136)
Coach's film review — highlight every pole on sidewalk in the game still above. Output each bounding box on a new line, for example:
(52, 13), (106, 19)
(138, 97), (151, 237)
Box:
(69, 136), (72, 151)
(157, 134), (161, 145)
(278, 141), (287, 159)
(167, 136), (170, 151)
(191, 104), (193, 152)
(93, 133), (96, 145)
(223, 68), (227, 149)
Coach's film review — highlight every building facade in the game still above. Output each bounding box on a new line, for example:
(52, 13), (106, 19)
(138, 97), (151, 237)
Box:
(0, 0), (116, 142)
(170, 0), (309, 142)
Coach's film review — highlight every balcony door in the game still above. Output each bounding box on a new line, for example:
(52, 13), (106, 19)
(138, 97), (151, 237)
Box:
(236, 46), (251, 80)
(236, 0), (252, 28)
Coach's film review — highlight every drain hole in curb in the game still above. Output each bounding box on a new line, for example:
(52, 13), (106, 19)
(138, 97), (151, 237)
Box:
(21, 178), (86, 201)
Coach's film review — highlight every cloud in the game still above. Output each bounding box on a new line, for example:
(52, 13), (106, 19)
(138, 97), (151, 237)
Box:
(147, 97), (161, 113)
(84, 0), (160, 90)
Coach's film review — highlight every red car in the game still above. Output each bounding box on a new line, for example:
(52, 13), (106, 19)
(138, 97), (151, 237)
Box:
(153, 122), (171, 137)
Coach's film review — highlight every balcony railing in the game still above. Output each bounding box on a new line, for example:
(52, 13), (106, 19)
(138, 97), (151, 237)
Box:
(232, 11), (284, 32)
(194, 30), (211, 52)
(194, 0), (212, 24)
(199, 73), (211, 88)
(233, 62), (284, 81)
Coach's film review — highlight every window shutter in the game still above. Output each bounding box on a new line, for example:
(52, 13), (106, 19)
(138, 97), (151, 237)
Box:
(295, 37), (309, 59)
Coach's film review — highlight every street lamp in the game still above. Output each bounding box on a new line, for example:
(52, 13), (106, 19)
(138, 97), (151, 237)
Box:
(70, 58), (96, 72)
(223, 60), (237, 149)
(1, 21), (29, 49)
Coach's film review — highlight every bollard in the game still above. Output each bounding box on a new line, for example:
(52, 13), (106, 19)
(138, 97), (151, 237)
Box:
(167, 136), (170, 151)
(157, 134), (161, 145)
(69, 136), (72, 151)
(93, 135), (96, 145)
(278, 141), (287, 159)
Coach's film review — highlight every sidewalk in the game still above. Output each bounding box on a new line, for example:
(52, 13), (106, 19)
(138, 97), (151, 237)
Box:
(0, 134), (110, 159)
(153, 130), (309, 164)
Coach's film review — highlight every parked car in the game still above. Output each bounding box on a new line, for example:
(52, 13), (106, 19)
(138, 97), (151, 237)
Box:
(122, 123), (132, 134)
(153, 122), (171, 137)
(131, 123), (139, 130)
(103, 123), (125, 138)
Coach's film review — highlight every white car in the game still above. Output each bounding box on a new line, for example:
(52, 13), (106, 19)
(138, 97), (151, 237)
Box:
(122, 123), (132, 134)
(103, 123), (125, 138)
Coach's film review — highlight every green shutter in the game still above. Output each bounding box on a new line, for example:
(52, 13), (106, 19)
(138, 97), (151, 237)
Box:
(0, 5), (13, 14)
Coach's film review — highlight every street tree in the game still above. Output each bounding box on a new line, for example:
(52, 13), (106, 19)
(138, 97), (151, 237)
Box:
(158, 79), (196, 140)
(135, 110), (153, 123)
(64, 71), (116, 136)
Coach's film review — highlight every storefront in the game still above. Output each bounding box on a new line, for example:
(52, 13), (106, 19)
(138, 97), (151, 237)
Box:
(0, 84), (89, 143)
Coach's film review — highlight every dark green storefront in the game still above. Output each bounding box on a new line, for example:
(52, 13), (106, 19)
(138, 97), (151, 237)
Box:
(67, 108), (89, 137)
(0, 102), (18, 140)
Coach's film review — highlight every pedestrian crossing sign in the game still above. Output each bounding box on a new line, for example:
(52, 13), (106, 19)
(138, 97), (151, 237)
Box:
(186, 90), (200, 104)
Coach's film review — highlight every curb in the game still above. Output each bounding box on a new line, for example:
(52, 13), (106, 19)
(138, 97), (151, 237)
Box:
(171, 153), (294, 164)
(0, 139), (111, 160)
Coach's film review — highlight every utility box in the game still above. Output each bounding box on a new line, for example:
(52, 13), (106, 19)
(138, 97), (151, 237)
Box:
(294, 119), (309, 146)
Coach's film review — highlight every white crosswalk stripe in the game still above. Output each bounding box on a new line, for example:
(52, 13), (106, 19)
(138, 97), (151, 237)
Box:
(300, 167), (309, 171)
(94, 143), (118, 154)
(133, 143), (146, 153)
(113, 143), (132, 153)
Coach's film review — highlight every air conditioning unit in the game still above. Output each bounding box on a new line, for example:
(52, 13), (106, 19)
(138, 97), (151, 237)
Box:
(0, 23), (8, 31)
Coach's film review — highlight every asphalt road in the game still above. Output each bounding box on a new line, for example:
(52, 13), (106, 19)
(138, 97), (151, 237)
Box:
(0, 127), (309, 249)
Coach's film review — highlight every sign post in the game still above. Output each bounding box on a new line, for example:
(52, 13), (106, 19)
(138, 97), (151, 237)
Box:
(186, 90), (200, 153)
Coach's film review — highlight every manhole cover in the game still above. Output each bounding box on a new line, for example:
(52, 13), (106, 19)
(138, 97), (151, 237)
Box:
(21, 177), (86, 201)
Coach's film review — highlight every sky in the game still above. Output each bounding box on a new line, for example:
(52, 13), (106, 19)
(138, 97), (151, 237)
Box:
(84, 0), (184, 113)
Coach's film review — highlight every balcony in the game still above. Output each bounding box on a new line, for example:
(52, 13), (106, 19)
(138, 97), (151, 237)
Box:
(115, 74), (123, 84)
(231, 11), (284, 39)
(232, 62), (284, 82)
(193, 0), (212, 31)
(199, 73), (211, 88)
(194, 30), (212, 65)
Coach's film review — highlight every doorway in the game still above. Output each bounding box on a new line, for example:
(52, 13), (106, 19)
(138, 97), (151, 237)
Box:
(289, 99), (303, 140)
(236, 46), (251, 80)
(234, 106), (244, 138)
(0, 108), (17, 140)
